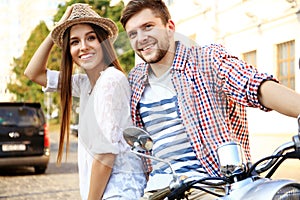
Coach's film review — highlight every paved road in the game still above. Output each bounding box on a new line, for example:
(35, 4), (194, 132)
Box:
(0, 131), (80, 200)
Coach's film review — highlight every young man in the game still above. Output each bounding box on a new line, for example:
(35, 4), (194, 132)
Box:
(120, 0), (300, 198)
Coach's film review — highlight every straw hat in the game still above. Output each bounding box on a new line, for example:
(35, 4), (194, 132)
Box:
(51, 3), (118, 47)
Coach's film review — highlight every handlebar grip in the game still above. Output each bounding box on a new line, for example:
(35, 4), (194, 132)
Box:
(149, 187), (171, 200)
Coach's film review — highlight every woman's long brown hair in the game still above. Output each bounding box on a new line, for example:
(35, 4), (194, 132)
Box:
(56, 23), (123, 164)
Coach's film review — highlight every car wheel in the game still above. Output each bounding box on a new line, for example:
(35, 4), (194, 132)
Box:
(34, 166), (47, 174)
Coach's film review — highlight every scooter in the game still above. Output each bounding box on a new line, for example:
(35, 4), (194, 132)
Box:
(123, 115), (300, 199)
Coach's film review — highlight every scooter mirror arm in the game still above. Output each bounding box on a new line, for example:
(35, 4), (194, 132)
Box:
(255, 115), (300, 173)
(130, 149), (179, 184)
(255, 141), (294, 173)
(294, 114), (300, 151)
(293, 135), (300, 151)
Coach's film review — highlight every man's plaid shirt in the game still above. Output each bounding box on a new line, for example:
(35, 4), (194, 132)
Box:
(128, 41), (277, 177)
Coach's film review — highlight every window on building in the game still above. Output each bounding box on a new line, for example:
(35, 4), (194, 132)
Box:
(277, 40), (295, 89)
(242, 50), (257, 68)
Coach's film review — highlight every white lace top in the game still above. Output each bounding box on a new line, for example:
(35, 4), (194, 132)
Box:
(44, 67), (132, 154)
(43, 67), (146, 200)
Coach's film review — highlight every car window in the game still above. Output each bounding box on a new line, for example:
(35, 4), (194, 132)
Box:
(0, 106), (42, 127)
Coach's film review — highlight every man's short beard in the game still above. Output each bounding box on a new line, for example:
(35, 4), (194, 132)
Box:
(137, 33), (170, 63)
(145, 49), (168, 63)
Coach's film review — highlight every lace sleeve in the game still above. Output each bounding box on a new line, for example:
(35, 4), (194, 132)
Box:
(92, 68), (133, 154)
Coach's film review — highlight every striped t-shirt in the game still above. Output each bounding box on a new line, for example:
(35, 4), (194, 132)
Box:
(139, 68), (208, 191)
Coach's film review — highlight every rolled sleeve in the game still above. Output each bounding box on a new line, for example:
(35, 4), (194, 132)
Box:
(212, 44), (279, 111)
(42, 69), (59, 92)
(248, 73), (279, 111)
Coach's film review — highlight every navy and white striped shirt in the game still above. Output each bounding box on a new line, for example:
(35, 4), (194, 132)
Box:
(139, 69), (207, 184)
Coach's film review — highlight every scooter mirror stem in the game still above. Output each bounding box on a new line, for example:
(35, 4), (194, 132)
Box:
(130, 149), (180, 184)
(298, 114), (300, 136)
(293, 114), (300, 150)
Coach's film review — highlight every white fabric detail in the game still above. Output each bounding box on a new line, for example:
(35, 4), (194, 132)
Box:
(42, 69), (60, 92)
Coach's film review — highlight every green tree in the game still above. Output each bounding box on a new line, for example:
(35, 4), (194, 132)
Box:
(7, 0), (134, 121)
(7, 22), (48, 102)
(7, 21), (61, 120)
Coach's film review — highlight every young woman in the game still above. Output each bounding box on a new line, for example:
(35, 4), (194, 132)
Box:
(24, 3), (146, 200)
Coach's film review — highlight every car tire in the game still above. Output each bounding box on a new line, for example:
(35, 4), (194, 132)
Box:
(34, 166), (47, 174)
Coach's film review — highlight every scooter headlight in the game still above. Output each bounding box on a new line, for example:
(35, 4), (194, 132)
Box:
(273, 184), (300, 200)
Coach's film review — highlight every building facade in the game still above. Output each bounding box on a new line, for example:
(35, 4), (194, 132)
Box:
(168, 0), (300, 134)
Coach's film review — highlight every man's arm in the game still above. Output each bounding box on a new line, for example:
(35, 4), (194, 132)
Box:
(258, 80), (300, 118)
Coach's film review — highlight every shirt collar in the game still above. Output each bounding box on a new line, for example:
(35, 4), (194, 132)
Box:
(172, 41), (190, 71)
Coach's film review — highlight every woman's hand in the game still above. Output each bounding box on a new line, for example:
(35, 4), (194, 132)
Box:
(55, 5), (74, 26)
(55, 3), (90, 26)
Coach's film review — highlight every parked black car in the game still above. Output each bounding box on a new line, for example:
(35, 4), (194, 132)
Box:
(0, 102), (50, 174)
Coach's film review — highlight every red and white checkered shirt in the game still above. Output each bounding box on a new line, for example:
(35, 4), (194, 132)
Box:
(128, 41), (277, 177)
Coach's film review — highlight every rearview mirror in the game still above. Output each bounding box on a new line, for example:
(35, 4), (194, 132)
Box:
(123, 126), (153, 151)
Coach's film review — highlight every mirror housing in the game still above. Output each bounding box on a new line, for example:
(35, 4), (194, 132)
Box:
(123, 126), (153, 151)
